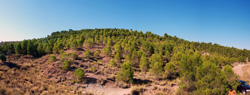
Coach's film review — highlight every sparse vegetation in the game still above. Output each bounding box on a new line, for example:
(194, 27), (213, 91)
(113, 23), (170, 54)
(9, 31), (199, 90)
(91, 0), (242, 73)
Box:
(101, 46), (112, 57)
(109, 59), (117, 67)
(93, 51), (100, 58)
(0, 28), (249, 94)
(71, 52), (78, 60)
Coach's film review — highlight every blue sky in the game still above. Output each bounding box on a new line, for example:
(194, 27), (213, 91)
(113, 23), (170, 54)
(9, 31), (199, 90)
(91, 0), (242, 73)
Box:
(0, 0), (250, 50)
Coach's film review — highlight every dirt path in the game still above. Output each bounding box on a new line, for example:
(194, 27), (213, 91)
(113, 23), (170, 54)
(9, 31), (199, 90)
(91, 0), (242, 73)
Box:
(233, 62), (250, 82)
(84, 84), (131, 95)
(233, 63), (246, 77)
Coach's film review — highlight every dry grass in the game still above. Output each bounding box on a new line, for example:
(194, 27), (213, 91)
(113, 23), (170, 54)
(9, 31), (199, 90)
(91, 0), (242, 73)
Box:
(131, 85), (146, 95)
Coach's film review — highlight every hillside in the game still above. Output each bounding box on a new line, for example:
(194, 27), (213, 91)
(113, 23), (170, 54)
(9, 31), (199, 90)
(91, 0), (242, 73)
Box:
(0, 28), (250, 95)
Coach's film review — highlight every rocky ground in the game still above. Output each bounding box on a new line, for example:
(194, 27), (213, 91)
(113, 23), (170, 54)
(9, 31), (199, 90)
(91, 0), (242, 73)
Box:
(0, 45), (179, 95)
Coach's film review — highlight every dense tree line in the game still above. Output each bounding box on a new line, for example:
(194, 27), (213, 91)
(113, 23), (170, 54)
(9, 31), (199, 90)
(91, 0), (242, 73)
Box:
(0, 28), (249, 94)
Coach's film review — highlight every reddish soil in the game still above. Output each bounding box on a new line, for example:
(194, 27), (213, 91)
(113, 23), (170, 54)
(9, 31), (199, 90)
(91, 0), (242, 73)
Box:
(0, 44), (179, 95)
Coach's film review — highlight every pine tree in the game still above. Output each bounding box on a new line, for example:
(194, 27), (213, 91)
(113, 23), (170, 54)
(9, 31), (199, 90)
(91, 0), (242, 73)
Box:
(21, 40), (28, 54)
(101, 46), (112, 57)
(114, 53), (121, 62)
(0, 54), (6, 62)
(116, 61), (134, 83)
(74, 68), (85, 82)
(71, 52), (78, 60)
(139, 54), (149, 72)
(84, 49), (91, 58)
(164, 62), (176, 78)
(71, 39), (78, 49)
(60, 53), (69, 62)
(109, 59), (117, 67)
(27, 41), (34, 55)
(62, 60), (71, 71)
(15, 43), (22, 54)
(49, 54), (56, 63)
(149, 62), (164, 79)
(37, 43), (44, 56)
(83, 38), (94, 48)
(94, 51), (100, 58)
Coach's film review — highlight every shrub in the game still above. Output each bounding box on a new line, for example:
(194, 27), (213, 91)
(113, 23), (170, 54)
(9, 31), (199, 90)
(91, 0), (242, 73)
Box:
(125, 54), (131, 62)
(60, 53), (69, 62)
(93, 51), (100, 57)
(84, 49), (91, 58)
(150, 54), (163, 67)
(101, 46), (112, 57)
(149, 62), (164, 79)
(139, 54), (149, 72)
(83, 38), (94, 48)
(107, 39), (112, 47)
(109, 59), (117, 67)
(116, 61), (134, 83)
(71, 52), (78, 60)
(237, 56), (246, 62)
(70, 39), (78, 49)
(164, 62), (176, 78)
(59, 49), (64, 55)
(131, 86), (145, 95)
(62, 60), (71, 71)
(49, 54), (56, 62)
(223, 65), (240, 90)
(90, 67), (96, 72)
(0, 54), (6, 62)
(114, 53), (121, 62)
(194, 61), (228, 95)
(74, 68), (85, 82)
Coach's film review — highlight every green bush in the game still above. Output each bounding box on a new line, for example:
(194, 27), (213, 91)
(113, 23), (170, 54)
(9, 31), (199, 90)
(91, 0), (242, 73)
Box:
(101, 46), (112, 57)
(114, 53), (121, 62)
(90, 67), (96, 72)
(107, 39), (112, 47)
(84, 49), (91, 58)
(62, 60), (71, 71)
(150, 54), (163, 67)
(83, 38), (94, 48)
(125, 54), (131, 62)
(223, 65), (240, 90)
(70, 39), (78, 49)
(237, 56), (246, 62)
(149, 62), (164, 79)
(60, 53), (69, 62)
(74, 68), (85, 82)
(164, 62), (176, 78)
(71, 52), (78, 60)
(49, 54), (56, 62)
(139, 54), (149, 72)
(194, 61), (228, 95)
(109, 59), (117, 67)
(116, 61), (134, 83)
(93, 51), (100, 57)
(0, 54), (6, 62)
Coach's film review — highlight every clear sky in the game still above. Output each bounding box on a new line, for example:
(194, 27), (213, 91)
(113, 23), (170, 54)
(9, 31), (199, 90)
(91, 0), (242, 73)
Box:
(0, 0), (250, 50)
